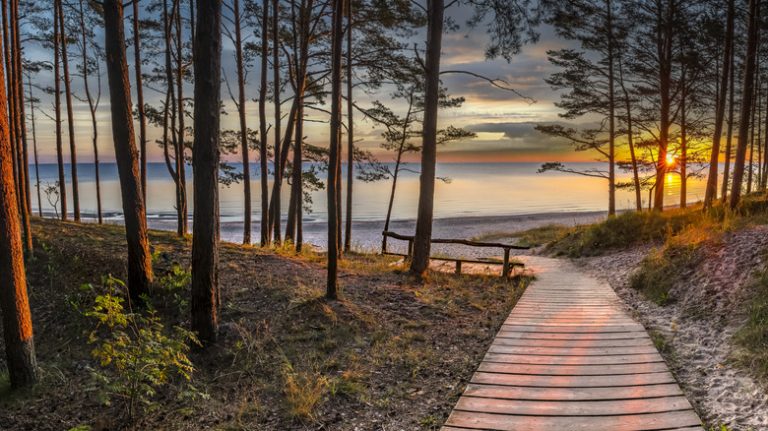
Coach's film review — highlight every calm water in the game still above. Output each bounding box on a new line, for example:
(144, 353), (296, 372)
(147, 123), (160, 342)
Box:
(29, 162), (707, 224)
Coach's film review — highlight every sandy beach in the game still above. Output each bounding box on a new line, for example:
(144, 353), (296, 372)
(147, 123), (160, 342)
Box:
(212, 210), (607, 255)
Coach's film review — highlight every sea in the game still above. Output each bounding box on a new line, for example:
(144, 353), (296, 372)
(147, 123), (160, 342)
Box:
(29, 161), (710, 249)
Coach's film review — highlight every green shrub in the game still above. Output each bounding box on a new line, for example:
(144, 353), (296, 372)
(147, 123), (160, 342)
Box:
(155, 264), (191, 313)
(84, 276), (201, 420)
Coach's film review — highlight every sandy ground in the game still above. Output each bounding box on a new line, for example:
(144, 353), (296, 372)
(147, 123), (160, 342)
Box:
(214, 210), (607, 255)
(575, 227), (768, 429)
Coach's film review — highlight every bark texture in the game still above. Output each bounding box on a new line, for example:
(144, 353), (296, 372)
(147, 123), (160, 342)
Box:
(102, 0), (153, 303)
(191, 0), (222, 346)
(0, 27), (37, 387)
(410, 0), (445, 275)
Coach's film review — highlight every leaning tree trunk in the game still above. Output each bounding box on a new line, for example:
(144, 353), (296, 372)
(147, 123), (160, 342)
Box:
(410, 0), (445, 275)
(133, 0), (148, 206)
(731, 0), (760, 209)
(0, 28), (37, 388)
(58, 0), (81, 222)
(258, 0), (270, 246)
(102, 0), (153, 304)
(326, 0), (344, 299)
(52, 0), (67, 221)
(191, 0), (222, 347)
(704, 0), (734, 208)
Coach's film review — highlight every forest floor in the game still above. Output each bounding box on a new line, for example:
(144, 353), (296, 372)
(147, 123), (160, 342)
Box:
(531, 196), (768, 430)
(0, 218), (530, 431)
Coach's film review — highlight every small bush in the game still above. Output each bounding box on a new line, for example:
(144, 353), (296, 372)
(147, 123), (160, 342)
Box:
(630, 243), (700, 305)
(734, 269), (768, 380)
(281, 363), (329, 421)
(84, 276), (200, 420)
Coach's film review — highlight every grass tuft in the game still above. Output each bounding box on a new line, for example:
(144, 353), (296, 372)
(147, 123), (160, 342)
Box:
(733, 268), (768, 380)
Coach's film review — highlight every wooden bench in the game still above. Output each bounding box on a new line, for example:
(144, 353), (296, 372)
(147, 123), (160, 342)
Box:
(381, 231), (530, 278)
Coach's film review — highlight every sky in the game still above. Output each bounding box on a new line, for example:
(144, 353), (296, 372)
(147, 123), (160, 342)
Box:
(24, 2), (593, 166)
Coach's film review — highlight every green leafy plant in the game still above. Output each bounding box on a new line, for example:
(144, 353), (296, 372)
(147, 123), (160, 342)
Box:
(155, 264), (192, 313)
(85, 276), (201, 420)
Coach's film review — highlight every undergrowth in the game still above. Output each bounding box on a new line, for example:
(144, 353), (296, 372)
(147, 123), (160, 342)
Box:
(733, 268), (768, 380)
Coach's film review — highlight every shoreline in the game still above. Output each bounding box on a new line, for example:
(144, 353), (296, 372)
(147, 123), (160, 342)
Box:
(38, 209), (608, 256)
(166, 209), (607, 253)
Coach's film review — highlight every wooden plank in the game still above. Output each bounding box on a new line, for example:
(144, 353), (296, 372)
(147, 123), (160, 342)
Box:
(444, 410), (703, 430)
(471, 371), (676, 387)
(441, 257), (702, 430)
(461, 383), (684, 401)
(501, 324), (645, 333)
(477, 361), (670, 376)
(482, 352), (664, 365)
(495, 331), (650, 341)
(491, 337), (654, 348)
(487, 344), (659, 356)
(454, 396), (694, 416)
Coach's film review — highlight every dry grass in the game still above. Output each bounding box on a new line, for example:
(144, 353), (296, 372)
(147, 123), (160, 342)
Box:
(0, 218), (529, 431)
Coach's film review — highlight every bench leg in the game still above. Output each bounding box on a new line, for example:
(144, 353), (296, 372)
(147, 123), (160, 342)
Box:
(502, 249), (510, 279)
(455, 260), (462, 275)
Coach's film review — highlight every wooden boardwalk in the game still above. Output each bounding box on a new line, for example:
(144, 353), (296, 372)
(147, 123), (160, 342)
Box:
(442, 257), (703, 431)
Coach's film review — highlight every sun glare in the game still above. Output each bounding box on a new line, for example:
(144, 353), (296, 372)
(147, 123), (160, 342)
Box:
(666, 153), (677, 167)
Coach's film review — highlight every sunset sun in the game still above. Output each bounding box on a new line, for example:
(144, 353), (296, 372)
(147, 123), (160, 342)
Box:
(666, 153), (677, 167)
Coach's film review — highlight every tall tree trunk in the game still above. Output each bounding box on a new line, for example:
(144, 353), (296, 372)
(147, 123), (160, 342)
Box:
(606, 0), (615, 216)
(748, 75), (759, 194)
(680, 76), (687, 208)
(326, 0), (343, 299)
(722, 39), (736, 202)
(79, 0), (103, 224)
(258, 0), (270, 246)
(58, 0), (80, 222)
(410, 0), (444, 275)
(705, 0), (734, 208)
(162, 0), (183, 236)
(102, 0), (153, 304)
(619, 62), (641, 211)
(26, 76), (41, 217)
(0, 23), (37, 389)
(191, 0), (222, 346)
(11, 0), (28, 213)
(730, 0), (760, 209)
(286, 0), (310, 249)
(763, 77), (768, 190)
(233, 0), (251, 244)
(653, 0), (674, 212)
(1, 0), (17, 215)
(344, 0), (354, 250)
(53, 0), (67, 221)
(175, 0), (188, 236)
(133, 0), (148, 207)
(8, 0), (30, 250)
(270, 0), (282, 243)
